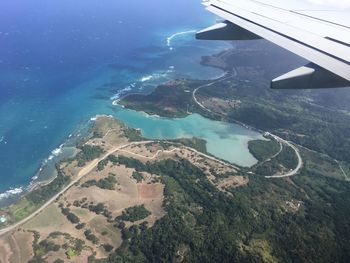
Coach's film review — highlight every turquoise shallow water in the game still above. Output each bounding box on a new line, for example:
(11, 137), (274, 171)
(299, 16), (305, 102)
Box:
(0, 0), (262, 205)
(113, 108), (263, 167)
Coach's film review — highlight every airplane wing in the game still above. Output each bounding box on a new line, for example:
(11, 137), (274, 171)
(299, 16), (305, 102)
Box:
(196, 0), (350, 89)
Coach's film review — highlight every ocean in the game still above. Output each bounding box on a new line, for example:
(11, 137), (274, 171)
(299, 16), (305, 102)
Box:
(0, 0), (261, 205)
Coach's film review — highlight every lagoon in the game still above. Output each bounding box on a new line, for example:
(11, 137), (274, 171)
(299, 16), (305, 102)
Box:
(0, 0), (261, 205)
(112, 107), (263, 167)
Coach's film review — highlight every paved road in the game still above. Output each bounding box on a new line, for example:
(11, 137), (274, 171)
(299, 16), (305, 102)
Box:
(191, 78), (303, 179)
(255, 141), (283, 168)
(192, 74), (235, 112)
(335, 160), (350, 182)
(264, 133), (303, 178)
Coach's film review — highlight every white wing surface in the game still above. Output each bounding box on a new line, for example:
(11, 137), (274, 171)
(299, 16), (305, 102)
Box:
(197, 0), (350, 89)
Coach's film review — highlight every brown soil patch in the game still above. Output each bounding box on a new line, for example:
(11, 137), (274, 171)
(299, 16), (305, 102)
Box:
(216, 176), (249, 190)
(0, 126), (241, 262)
(202, 97), (241, 116)
(0, 230), (34, 263)
(0, 237), (13, 263)
(138, 184), (164, 199)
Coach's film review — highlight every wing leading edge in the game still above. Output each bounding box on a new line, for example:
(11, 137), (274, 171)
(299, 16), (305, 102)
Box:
(197, 0), (350, 89)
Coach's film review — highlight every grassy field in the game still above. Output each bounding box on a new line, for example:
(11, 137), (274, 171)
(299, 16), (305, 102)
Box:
(8, 198), (39, 223)
(23, 204), (65, 230)
(300, 148), (347, 181)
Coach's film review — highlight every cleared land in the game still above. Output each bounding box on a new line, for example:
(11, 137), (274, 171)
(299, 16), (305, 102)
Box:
(0, 116), (241, 262)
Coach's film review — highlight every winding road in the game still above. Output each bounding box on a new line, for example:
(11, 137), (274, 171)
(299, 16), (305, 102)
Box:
(0, 140), (154, 237)
(191, 76), (303, 179)
(264, 133), (303, 178)
(0, 139), (236, 237)
(192, 74), (235, 112)
(0, 73), (306, 236)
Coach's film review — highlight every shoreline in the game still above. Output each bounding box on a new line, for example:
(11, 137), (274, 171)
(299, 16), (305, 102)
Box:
(0, 121), (91, 208)
(0, 105), (263, 210)
(0, 114), (242, 236)
(0, 85), (247, 210)
(0, 44), (251, 210)
(0, 111), (303, 237)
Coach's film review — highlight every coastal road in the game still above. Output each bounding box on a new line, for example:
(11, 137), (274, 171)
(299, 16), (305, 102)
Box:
(0, 140), (237, 237)
(192, 74), (235, 112)
(264, 133), (303, 178)
(0, 140), (154, 237)
(191, 78), (303, 179)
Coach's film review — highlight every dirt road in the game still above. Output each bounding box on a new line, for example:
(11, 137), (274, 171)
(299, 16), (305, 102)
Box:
(0, 140), (153, 237)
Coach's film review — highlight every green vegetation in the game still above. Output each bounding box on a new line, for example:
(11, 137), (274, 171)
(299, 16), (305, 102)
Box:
(120, 80), (207, 118)
(255, 145), (298, 176)
(29, 232), (61, 262)
(89, 203), (106, 214)
(132, 171), (143, 182)
(67, 212), (80, 224)
(301, 148), (347, 180)
(116, 205), (151, 222)
(33, 240), (60, 258)
(84, 229), (99, 244)
(66, 248), (78, 259)
(76, 145), (104, 167)
(76, 223), (86, 230)
(121, 47), (350, 166)
(276, 145), (298, 170)
(18, 45), (350, 262)
(171, 137), (207, 154)
(60, 206), (80, 224)
(81, 180), (98, 188)
(3, 142), (105, 226)
(29, 231), (86, 262)
(7, 198), (39, 223)
(108, 155), (145, 171)
(5, 167), (70, 224)
(223, 82), (350, 164)
(97, 158), (109, 171)
(87, 155), (350, 263)
(124, 127), (143, 141)
(67, 213), (80, 224)
(27, 169), (70, 205)
(81, 175), (117, 190)
(103, 244), (114, 252)
(248, 139), (281, 162)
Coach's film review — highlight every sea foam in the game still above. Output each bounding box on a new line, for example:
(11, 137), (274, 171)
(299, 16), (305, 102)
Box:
(0, 187), (24, 201)
(166, 30), (196, 50)
(141, 75), (153, 82)
(52, 147), (62, 156)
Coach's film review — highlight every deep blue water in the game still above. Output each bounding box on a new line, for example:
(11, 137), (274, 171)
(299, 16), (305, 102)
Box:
(0, 0), (237, 203)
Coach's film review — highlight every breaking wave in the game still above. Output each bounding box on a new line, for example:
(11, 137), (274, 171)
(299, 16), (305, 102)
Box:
(0, 187), (24, 201)
(166, 30), (196, 50)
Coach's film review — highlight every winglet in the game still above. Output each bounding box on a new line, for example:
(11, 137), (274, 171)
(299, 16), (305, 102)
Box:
(271, 64), (350, 89)
(196, 21), (261, 40)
